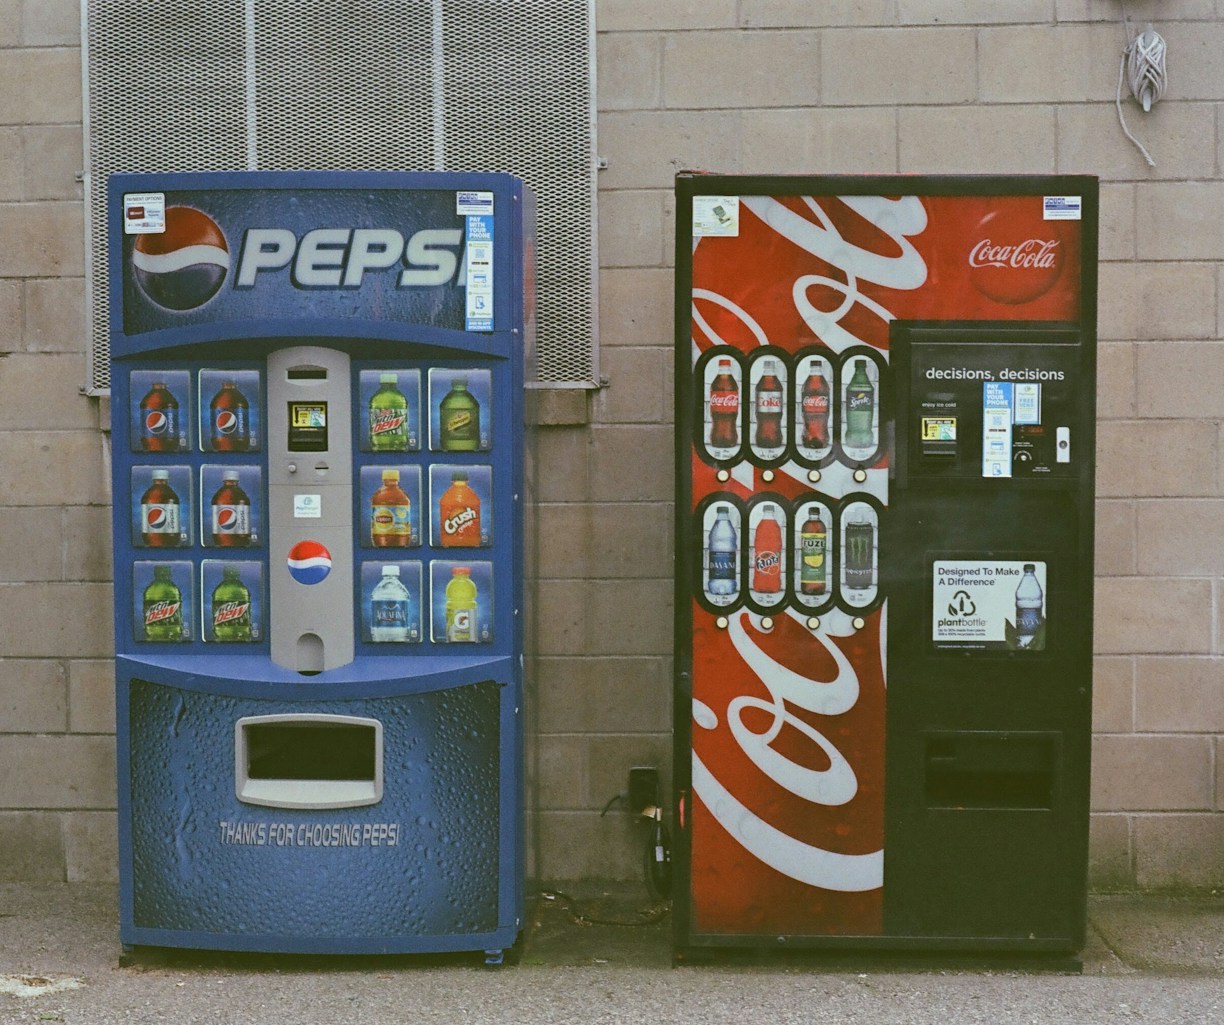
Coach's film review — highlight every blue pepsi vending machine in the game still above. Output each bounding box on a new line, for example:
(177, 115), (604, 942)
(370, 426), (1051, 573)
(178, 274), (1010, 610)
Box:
(108, 171), (534, 959)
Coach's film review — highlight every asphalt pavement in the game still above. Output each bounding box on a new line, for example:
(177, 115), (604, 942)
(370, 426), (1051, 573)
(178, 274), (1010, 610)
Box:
(1, 883), (1221, 1024)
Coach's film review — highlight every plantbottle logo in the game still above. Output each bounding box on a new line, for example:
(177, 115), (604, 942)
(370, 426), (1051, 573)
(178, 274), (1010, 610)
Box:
(968, 208), (1064, 305)
(131, 206), (230, 311)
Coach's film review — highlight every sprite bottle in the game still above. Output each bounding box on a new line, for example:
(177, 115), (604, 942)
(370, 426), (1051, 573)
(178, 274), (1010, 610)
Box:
(843, 358), (876, 450)
(211, 565), (253, 642)
(142, 565), (183, 642)
(369, 372), (409, 451)
(439, 376), (481, 451)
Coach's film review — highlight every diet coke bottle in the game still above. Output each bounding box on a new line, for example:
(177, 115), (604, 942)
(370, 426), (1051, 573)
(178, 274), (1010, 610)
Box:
(708, 358), (739, 450)
(754, 358), (784, 449)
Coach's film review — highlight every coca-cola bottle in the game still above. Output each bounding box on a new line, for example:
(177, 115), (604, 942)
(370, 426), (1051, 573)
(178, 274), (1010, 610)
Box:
(708, 358), (739, 449)
(139, 381), (180, 452)
(754, 358), (784, 449)
(800, 366), (831, 448)
(210, 380), (250, 452)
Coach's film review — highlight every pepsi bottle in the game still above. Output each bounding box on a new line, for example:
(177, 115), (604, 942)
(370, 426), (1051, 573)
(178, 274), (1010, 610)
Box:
(210, 475), (252, 547)
(139, 382), (180, 452)
(140, 470), (182, 547)
(210, 380), (250, 452)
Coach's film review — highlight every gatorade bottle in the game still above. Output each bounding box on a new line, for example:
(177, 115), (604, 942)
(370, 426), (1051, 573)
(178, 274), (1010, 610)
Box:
(370, 469), (411, 547)
(444, 567), (478, 642)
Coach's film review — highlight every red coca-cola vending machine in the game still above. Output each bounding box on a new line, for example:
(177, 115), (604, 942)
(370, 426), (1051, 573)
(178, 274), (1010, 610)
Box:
(674, 175), (1098, 958)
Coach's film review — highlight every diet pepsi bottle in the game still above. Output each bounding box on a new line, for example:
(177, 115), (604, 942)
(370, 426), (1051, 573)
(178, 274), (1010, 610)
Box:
(1014, 564), (1044, 649)
(140, 470), (182, 547)
(210, 475), (251, 547)
(707, 505), (737, 598)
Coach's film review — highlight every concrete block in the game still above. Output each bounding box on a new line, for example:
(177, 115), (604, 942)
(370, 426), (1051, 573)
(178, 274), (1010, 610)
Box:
(0, 278), (19, 352)
(0, 126), (20, 200)
(1137, 342), (1224, 420)
(0, 202), (84, 276)
(1097, 261), (1216, 341)
(1218, 737), (1224, 811)
(0, 507), (66, 581)
(0, 430), (109, 505)
(68, 659), (115, 734)
(592, 346), (671, 424)
(0, 658), (67, 731)
(0, 583), (113, 658)
(1092, 734), (1214, 811)
(536, 502), (671, 580)
(597, 33), (661, 111)
(1136, 500), (1224, 576)
(1093, 577), (1212, 655)
(0, 811), (64, 881)
(1058, 102), (1216, 180)
(24, 276), (86, 353)
(822, 27), (976, 106)
(600, 268), (674, 348)
(535, 579), (673, 658)
(740, 106), (897, 175)
(587, 424), (674, 502)
(1087, 813), (1132, 890)
(1056, 0), (1214, 21)
(979, 24), (1120, 103)
(23, 125), (84, 201)
(1133, 813), (1224, 888)
(663, 31), (821, 110)
(1162, 22), (1224, 100)
(899, 105), (1054, 174)
(1096, 341), (1135, 419)
(588, 734), (671, 809)
(740, 1), (896, 28)
(23, 0), (82, 46)
(0, 49), (81, 125)
(535, 809), (648, 880)
(0, 353), (100, 430)
(1136, 183), (1224, 261)
(1096, 420), (1218, 499)
(900, 0), (1053, 22)
(61, 504), (113, 583)
(1092, 655), (1134, 733)
(535, 655), (672, 734)
(536, 734), (590, 810)
(598, 189), (667, 268)
(1094, 499), (1135, 576)
(0, 2), (18, 47)
(63, 810), (118, 883)
(597, 0), (736, 32)
(0, 734), (116, 808)
(597, 110), (743, 190)
(1136, 656), (1224, 732)
(1098, 184), (1135, 262)
(533, 425), (593, 503)
(526, 386), (590, 427)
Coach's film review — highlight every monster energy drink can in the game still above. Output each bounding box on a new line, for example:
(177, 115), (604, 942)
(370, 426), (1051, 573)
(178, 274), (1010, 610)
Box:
(844, 518), (875, 590)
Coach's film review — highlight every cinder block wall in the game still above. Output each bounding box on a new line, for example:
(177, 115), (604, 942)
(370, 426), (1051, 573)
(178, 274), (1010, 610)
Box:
(2, 0), (1222, 889)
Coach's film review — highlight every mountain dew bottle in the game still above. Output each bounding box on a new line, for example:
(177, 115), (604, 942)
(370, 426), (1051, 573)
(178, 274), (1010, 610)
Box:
(369, 373), (409, 451)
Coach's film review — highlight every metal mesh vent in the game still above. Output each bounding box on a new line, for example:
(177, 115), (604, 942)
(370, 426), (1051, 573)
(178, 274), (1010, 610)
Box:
(83, 0), (597, 392)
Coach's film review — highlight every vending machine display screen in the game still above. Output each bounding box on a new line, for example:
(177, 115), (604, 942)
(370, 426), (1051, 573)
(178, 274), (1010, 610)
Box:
(288, 401), (328, 451)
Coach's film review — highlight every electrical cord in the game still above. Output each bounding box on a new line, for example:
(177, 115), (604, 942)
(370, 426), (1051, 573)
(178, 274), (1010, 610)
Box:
(642, 811), (673, 901)
(1115, 7), (1167, 168)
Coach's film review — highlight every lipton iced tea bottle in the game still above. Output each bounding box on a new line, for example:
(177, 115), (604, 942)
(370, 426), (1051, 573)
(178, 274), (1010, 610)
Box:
(439, 375), (480, 451)
(370, 469), (411, 547)
(439, 470), (482, 547)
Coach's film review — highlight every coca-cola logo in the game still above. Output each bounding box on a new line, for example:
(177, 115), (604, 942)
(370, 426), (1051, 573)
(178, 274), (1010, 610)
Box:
(709, 392), (738, 411)
(967, 209), (1066, 305)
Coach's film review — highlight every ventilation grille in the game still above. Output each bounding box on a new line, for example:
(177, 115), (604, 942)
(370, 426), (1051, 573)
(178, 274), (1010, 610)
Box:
(84, 0), (597, 392)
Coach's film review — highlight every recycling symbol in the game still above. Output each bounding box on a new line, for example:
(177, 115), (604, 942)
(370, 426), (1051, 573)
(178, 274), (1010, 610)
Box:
(947, 590), (977, 618)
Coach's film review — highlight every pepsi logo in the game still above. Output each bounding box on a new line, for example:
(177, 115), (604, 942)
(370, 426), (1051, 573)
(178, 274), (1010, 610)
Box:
(287, 540), (332, 585)
(214, 410), (239, 435)
(146, 508), (168, 530)
(216, 508), (238, 531)
(144, 411), (169, 435)
(132, 206), (230, 311)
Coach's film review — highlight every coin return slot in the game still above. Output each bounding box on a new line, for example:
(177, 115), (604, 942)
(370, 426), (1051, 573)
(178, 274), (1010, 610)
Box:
(236, 714), (383, 809)
(925, 733), (1056, 810)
